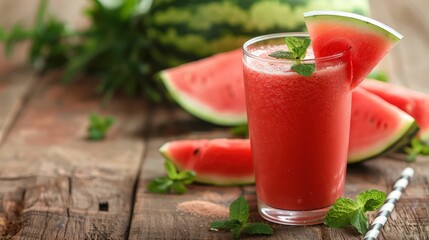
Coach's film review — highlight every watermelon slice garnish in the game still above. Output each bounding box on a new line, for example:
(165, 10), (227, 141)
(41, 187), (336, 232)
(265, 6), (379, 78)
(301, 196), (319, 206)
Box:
(304, 10), (403, 88)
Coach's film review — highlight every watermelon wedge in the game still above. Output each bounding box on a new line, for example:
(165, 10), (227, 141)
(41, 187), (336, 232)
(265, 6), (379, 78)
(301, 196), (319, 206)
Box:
(160, 89), (418, 184)
(159, 139), (254, 185)
(159, 49), (247, 126)
(348, 88), (419, 163)
(304, 10), (403, 87)
(361, 79), (429, 141)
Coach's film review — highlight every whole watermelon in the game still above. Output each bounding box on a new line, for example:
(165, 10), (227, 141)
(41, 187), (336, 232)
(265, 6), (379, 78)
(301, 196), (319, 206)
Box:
(145, 0), (369, 70)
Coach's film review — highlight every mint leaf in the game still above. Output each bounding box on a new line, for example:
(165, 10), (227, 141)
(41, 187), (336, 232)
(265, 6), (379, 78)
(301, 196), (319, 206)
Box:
(230, 196), (249, 224)
(242, 223), (273, 235)
(356, 189), (386, 211)
(170, 181), (187, 194)
(285, 36), (303, 55)
(210, 196), (273, 239)
(291, 63), (315, 77)
(324, 198), (359, 227)
(87, 114), (115, 140)
(295, 38), (311, 59)
(0, 27), (5, 41)
(268, 51), (295, 60)
(325, 189), (386, 235)
(350, 209), (369, 235)
(146, 160), (195, 194)
(404, 137), (429, 162)
(269, 36), (314, 77)
(146, 177), (173, 193)
(232, 227), (242, 240)
(165, 160), (178, 179)
(210, 220), (240, 231)
(368, 70), (389, 82)
(230, 125), (248, 137)
(177, 171), (196, 184)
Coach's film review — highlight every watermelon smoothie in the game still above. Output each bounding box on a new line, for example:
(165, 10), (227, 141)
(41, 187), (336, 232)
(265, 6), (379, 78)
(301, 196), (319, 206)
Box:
(243, 33), (352, 225)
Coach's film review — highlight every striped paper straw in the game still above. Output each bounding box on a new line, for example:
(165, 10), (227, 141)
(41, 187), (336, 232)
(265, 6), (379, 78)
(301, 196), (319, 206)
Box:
(364, 167), (414, 240)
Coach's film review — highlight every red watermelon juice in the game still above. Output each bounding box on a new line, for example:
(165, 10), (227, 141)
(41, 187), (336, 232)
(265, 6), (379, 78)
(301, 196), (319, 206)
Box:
(242, 33), (352, 225)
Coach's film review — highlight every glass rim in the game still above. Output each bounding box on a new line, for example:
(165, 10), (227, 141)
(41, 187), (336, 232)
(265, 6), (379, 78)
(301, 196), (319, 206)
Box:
(242, 32), (347, 64)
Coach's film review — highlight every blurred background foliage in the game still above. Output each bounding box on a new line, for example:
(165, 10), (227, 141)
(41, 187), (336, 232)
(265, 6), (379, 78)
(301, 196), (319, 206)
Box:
(0, 0), (368, 101)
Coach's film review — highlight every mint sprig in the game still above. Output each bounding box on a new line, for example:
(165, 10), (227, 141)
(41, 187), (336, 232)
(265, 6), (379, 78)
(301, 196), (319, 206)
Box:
(403, 137), (429, 162)
(147, 160), (195, 194)
(210, 196), (273, 239)
(268, 36), (315, 77)
(324, 189), (386, 235)
(87, 114), (115, 140)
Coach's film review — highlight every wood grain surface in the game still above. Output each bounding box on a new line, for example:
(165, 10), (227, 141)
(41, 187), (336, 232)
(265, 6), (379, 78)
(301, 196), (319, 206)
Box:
(0, 67), (427, 239)
(0, 70), (147, 239)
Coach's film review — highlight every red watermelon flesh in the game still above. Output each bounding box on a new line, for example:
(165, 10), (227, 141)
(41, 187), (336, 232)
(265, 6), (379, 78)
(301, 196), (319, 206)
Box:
(304, 11), (403, 88)
(159, 89), (417, 185)
(159, 139), (254, 185)
(348, 87), (418, 163)
(159, 49), (246, 126)
(361, 79), (429, 141)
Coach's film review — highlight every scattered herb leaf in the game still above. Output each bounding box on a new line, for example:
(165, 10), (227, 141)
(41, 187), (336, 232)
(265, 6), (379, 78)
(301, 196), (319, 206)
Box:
(87, 114), (115, 140)
(210, 196), (273, 239)
(291, 63), (316, 77)
(324, 189), (386, 235)
(1, 0), (160, 101)
(368, 70), (389, 82)
(268, 51), (295, 60)
(229, 125), (249, 137)
(147, 160), (195, 194)
(403, 137), (429, 162)
(269, 36), (315, 77)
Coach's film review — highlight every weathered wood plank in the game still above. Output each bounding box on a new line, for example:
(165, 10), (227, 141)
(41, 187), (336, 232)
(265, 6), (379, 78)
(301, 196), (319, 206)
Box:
(130, 105), (429, 239)
(0, 66), (35, 143)
(0, 71), (148, 239)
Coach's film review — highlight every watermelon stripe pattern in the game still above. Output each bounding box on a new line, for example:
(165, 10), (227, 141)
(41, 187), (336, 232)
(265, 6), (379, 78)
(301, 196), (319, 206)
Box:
(146, 0), (369, 70)
(364, 167), (414, 240)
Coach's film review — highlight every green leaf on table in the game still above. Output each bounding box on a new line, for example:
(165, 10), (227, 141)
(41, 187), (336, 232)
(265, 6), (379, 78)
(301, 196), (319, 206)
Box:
(87, 114), (115, 140)
(324, 198), (360, 227)
(146, 160), (195, 194)
(170, 181), (187, 194)
(242, 222), (274, 235)
(403, 137), (429, 162)
(350, 209), (369, 235)
(177, 170), (196, 184)
(146, 177), (173, 194)
(229, 125), (248, 137)
(165, 160), (178, 179)
(0, 27), (5, 41)
(324, 189), (386, 235)
(210, 196), (273, 239)
(210, 219), (241, 231)
(356, 189), (386, 211)
(230, 196), (249, 224)
(368, 70), (389, 82)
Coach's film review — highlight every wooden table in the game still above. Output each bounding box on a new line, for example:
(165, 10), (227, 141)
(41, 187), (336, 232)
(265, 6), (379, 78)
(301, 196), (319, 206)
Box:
(0, 66), (428, 240)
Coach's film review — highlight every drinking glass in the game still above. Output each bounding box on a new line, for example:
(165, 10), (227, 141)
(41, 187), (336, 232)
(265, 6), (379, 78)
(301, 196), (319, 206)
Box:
(242, 33), (352, 225)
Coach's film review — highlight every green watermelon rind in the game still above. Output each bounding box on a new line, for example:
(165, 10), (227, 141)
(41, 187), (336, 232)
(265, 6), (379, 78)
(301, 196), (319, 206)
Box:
(347, 120), (419, 164)
(159, 142), (255, 186)
(304, 10), (403, 43)
(159, 71), (247, 126)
